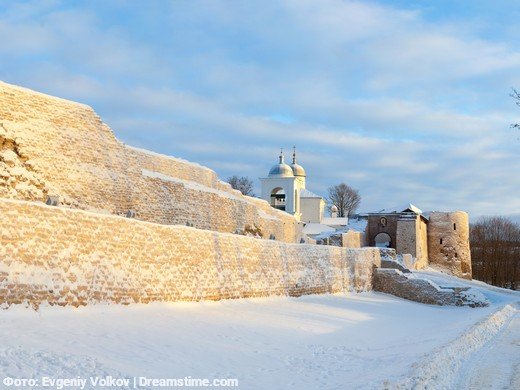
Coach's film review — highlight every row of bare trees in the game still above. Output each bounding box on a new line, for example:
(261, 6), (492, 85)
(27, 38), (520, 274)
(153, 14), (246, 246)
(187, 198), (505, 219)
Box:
(470, 216), (520, 290)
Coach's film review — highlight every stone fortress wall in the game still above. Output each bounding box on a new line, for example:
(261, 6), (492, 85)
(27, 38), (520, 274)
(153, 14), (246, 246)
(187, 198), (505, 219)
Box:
(427, 211), (472, 280)
(0, 198), (381, 308)
(0, 81), (385, 308)
(0, 81), (299, 243)
(0, 81), (474, 308)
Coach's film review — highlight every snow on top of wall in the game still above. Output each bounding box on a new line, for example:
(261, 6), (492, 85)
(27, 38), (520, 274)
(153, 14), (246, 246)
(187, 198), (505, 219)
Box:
(370, 203), (423, 215)
(303, 223), (335, 235)
(300, 189), (322, 198)
(126, 145), (214, 174)
(380, 269), (461, 293)
(0, 80), (91, 109)
(306, 215), (368, 240)
(321, 217), (349, 226)
(347, 217), (368, 232)
(141, 169), (245, 202)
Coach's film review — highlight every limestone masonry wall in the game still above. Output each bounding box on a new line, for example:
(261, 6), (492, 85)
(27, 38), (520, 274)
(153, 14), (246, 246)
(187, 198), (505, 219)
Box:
(396, 218), (417, 258)
(427, 212), (472, 280)
(341, 231), (365, 248)
(395, 216), (428, 269)
(0, 81), (299, 243)
(417, 218), (429, 269)
(373, 269), (486, 307)
(0, 199), (381, 308)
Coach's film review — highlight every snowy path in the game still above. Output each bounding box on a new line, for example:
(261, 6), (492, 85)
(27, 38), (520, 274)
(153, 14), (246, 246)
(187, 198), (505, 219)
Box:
(458, 305), (520, 389)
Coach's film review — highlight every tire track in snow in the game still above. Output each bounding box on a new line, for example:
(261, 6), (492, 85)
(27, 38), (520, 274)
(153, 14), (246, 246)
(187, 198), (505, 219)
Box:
(458, 310), (520, 389)
(390, 302), (519, 389)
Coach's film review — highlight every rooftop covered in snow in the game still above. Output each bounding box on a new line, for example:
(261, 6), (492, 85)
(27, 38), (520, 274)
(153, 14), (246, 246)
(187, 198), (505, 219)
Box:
(299, 188), (322, 198)
(369, 203), (424, 216)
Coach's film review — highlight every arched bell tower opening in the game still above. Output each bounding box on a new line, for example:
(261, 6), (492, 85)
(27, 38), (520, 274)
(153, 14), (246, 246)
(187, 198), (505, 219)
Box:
(271, 187), (286, 210)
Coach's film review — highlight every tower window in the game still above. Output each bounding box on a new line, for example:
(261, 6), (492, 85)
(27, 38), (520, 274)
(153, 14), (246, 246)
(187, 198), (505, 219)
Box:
(455, 253), (458, 258)
(453, 223), (456, 230)
(440, 238), (443, 245)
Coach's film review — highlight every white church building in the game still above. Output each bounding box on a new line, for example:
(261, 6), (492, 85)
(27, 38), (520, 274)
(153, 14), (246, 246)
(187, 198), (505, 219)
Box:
(260, 148), (326, 224)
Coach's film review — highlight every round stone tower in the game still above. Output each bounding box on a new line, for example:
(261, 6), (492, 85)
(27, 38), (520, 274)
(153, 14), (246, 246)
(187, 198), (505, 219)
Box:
(427, 211), (472, 280)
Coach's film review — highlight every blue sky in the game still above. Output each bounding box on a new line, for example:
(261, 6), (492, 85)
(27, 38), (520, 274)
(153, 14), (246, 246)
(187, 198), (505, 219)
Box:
(1, 0), (519, 218)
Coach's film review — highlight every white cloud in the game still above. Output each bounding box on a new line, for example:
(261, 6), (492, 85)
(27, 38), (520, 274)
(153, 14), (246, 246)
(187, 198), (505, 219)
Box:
(0, 0), (519, 217)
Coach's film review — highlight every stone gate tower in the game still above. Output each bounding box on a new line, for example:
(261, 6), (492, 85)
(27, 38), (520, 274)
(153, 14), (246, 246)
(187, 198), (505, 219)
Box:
(427, 211), (472, 280)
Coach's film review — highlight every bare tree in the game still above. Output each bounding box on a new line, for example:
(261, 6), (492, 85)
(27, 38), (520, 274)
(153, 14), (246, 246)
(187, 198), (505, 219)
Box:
(511, 88), (520, 130)
(226, 176), (255, 197)
(471, 216), (520, 290)
(327, 183), (361, 218)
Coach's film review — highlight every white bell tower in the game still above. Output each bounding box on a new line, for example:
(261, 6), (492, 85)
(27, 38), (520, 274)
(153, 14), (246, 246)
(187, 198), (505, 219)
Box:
(260, 148), (306, 221)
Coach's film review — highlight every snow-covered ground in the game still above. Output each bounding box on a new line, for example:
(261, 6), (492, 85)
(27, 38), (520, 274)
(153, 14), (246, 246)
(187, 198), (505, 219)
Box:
(0, 271), (518, 389)
(458, 310), (520, 389)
